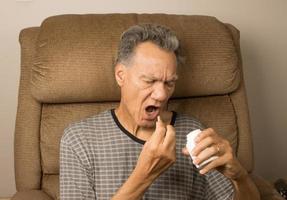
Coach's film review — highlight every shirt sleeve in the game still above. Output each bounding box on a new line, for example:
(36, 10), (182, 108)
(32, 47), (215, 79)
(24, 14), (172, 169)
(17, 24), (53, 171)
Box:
(60, 127), (96, 200)
(204, 170), (234, 200)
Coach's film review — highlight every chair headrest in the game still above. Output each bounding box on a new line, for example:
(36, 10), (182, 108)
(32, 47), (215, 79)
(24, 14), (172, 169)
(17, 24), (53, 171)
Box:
(31, 14), (240, 103)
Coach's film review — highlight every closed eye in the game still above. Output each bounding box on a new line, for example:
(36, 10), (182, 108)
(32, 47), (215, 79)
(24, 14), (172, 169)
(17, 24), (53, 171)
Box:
(143, 79), (156, 84)
(165, 80), (176, 87)
(146, 80), (155, 84)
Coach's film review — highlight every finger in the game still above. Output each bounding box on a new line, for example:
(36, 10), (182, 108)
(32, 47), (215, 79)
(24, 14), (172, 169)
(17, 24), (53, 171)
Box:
(195, 128), (216, 143)
(163, 125), (176, 148)
(199, 154), (228, 174)
(150, 116), (166, 144)
(193, 145), (219, 166)
(192, 128), (222, 155)
(192, 136), (217, 156)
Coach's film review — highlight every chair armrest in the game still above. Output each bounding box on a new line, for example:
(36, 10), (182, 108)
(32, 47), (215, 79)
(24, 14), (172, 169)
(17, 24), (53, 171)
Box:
(251, 174), (284, 200)
(12, 190), (53, 200)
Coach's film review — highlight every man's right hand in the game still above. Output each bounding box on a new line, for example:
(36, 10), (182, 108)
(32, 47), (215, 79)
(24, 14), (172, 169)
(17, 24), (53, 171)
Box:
(112, 116), (176, 199)
(134, 116), (176, 182)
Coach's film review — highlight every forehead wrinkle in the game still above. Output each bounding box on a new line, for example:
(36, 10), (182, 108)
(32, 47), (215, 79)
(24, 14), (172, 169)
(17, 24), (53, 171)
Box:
(140, 73), (178, 81)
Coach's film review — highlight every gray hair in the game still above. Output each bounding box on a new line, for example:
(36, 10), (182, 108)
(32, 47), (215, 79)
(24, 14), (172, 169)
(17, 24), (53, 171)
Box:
(116, 23), (182, 66)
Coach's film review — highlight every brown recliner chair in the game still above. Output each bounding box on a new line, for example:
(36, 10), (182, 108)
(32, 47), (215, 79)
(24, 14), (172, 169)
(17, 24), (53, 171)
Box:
(13, 14), (283, 200)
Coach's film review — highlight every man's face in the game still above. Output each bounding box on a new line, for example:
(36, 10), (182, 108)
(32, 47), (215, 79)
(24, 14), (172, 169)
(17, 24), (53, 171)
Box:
(116, 41), (178, 128)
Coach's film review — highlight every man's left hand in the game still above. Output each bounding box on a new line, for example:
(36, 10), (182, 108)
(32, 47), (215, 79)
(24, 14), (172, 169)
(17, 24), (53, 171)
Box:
(182, 128), (247, 180)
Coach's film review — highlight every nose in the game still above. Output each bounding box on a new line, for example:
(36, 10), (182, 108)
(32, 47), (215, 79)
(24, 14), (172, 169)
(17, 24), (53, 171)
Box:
(151, 82), (169, 102)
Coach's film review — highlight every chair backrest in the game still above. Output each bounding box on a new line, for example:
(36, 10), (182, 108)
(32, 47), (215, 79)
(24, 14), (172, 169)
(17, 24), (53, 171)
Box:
(15, 14), (253, 199)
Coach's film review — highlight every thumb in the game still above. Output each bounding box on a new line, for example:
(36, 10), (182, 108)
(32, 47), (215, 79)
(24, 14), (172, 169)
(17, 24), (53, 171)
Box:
(182, 147), (190, 156)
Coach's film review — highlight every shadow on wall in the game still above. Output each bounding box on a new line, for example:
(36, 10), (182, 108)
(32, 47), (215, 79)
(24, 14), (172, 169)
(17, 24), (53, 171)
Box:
(241, 36), (280, 180)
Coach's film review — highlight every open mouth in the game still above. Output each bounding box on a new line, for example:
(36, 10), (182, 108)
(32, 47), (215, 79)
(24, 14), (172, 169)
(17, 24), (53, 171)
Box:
(146, 105), (158, 113)
(145, 105), (160, 119)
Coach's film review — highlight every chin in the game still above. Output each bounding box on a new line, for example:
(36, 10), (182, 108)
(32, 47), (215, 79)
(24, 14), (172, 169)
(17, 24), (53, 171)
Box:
(140, 120), (156, 128)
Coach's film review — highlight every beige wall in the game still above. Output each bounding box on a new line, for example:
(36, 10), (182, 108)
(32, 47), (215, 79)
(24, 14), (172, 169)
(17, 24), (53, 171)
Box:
(1, 0), (286, 197)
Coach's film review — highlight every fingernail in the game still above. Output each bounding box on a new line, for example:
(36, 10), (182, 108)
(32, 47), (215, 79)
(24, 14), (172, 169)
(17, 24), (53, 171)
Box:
(157, 116), (160, 122)
(199, 169), (205, 174)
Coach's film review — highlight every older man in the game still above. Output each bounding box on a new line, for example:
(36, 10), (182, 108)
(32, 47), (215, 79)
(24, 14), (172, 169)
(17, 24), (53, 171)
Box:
(60, 24), (260, 199)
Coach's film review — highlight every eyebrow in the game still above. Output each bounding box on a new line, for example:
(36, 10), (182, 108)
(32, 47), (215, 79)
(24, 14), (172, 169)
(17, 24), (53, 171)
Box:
(140, 74), (178, 81)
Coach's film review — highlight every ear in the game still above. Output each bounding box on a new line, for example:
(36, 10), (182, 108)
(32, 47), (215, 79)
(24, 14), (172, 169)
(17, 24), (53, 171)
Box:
(115, 63), (126, 87)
